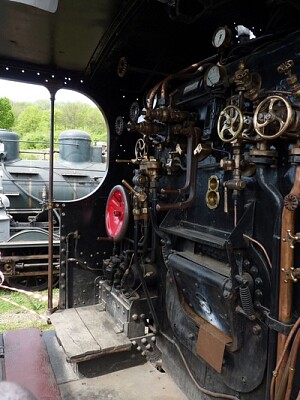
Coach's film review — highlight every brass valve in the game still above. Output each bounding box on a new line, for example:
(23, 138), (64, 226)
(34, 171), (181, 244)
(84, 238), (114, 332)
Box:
(217, 105), (243, 142)
(277, 59), (300, 98)
(281, 266), (298, 283)
(284, 229), (300, 249)
(122, 180), (147, 203)
(253, 95), (293, 139)
(232, 61), (261, 100)
(127, 121), (163, 136)
(220, 157), (235, 171)
(145, 106), (197, 123)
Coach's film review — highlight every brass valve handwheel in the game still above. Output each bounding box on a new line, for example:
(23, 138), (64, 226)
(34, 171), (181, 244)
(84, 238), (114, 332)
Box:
(253, 95), (293, 139)
(135, 138), (147, 159)
(217, 105), (243, 142)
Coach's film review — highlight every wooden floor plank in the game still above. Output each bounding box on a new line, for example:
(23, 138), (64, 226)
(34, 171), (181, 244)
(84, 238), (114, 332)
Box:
(76, 305), (131, 353)
(50, 308), (101, 361)
(51, 305), (131, 362)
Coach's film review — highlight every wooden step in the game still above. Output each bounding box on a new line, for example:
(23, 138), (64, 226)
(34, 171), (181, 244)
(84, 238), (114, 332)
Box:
(50, 304), (132, 363)
(3, 328), (61, 400)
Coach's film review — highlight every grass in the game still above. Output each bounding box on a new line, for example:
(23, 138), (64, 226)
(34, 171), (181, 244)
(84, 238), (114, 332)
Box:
(0, 288), (59, 333)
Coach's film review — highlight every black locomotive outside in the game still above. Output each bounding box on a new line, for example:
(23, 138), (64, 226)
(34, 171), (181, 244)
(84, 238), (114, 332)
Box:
(0, 129), (106, 291)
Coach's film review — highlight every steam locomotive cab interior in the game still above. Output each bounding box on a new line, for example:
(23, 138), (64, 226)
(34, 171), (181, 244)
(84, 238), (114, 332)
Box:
(0, 0), (300, 399)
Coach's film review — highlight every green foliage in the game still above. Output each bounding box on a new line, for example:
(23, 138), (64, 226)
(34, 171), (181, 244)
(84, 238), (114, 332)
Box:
(0, 288), (59, 332)
(11, 100), (107, 150)
(0, 97), (15, 129)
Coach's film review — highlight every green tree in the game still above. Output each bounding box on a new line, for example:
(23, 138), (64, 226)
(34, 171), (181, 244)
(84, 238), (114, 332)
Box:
(11, 101), (29, 119)
(0, 97), (15, 129)
(58, 102), (87, 130)
(82, 107), (107, 141)
(11, 98), (107, 150)
(53, 102), (107, 142)
(14, 105), (50, 149)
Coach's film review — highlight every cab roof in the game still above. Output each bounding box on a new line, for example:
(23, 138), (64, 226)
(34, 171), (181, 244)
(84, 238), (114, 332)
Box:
(0, 0), (299, 96)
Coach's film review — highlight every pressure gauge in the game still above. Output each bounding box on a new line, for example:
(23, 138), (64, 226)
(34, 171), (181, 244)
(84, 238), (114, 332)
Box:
(212, 26), (232, 49)
(204, 64), (226, 87)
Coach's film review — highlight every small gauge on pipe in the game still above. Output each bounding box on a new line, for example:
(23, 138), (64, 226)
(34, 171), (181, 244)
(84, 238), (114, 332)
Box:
(204, 64), (226, 87)
(212, 26), (232, 49)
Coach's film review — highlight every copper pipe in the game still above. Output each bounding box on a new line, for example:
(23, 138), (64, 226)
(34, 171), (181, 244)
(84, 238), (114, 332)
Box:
(150, 64), (201, 108)
(147, 80), (164, 110)
(275, 355), (291, 400)
(284, 330), (300, 400)
(160, 59), (216, 99)
(276, 166), (300, 388)
(271, 317), (300, 400)
(147, 55), (217, 109)
(147, 73), (195, 110)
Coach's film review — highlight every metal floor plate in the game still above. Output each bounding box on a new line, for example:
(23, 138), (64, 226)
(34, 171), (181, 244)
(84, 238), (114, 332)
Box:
(59, 362), (188, 400)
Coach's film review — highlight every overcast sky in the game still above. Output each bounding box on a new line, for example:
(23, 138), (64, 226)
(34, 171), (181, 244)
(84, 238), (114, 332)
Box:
(0, 78), (96, 106)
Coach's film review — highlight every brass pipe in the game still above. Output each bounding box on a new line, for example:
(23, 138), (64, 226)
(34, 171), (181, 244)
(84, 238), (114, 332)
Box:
(277, 166), (300, 387)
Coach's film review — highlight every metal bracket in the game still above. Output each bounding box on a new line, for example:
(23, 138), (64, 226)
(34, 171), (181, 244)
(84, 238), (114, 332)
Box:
(264, 311), (294, 335)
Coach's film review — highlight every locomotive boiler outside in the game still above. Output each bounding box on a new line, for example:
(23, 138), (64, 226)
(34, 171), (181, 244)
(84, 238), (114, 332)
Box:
(0, 128), (106, 290)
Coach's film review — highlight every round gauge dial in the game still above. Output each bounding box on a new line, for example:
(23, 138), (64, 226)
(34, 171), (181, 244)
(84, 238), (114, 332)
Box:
(129, 101), (140, 123)
(204, 64), (226, 87)
(212, 26), (232, 49)
(115, 116), (124, 135)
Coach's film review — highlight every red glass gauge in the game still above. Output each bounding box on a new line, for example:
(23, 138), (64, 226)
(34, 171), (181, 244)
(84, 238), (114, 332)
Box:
(105, 185), (130, 241)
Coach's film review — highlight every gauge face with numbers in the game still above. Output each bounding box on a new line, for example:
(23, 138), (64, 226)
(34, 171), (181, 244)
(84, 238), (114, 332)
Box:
(204, 65), (221, 87)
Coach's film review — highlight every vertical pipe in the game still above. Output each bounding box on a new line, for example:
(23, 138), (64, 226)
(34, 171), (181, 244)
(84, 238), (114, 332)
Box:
(134, 220), (159, 332)
(256, 166), (283, 399)
(276, 166), (300, 388)
(48, 88), (57, 312)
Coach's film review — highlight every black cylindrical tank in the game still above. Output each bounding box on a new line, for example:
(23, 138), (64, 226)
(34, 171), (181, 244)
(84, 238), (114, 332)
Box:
(0, 130), (20, 162)
(59, 130), (91, 162)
